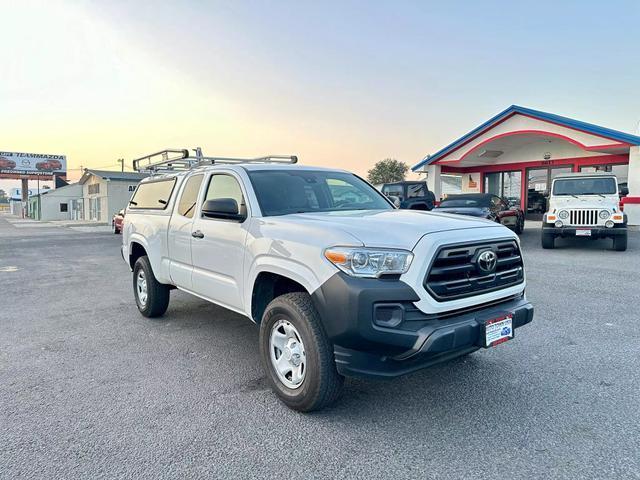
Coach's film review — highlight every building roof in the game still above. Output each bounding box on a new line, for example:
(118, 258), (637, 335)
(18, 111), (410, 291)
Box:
(412, 105), (640, 171)
(79, 169), (149, 183)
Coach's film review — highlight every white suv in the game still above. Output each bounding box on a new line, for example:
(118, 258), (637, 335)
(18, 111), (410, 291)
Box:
(542, 173), (627, 251)
(122, 151), (534, 411)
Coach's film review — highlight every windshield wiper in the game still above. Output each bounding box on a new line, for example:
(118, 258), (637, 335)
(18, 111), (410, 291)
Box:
(583, 192), (606, 198)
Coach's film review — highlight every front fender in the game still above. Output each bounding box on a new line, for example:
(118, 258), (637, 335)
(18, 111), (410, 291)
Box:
(244, 254), (337, 320)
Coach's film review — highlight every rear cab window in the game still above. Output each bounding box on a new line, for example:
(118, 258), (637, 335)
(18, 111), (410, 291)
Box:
(129, 178), (177, 210)
(177, 174), (204, 218)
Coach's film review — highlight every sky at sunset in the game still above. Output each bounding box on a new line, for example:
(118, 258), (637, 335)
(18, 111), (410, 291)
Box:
(2, 0), (640, 192)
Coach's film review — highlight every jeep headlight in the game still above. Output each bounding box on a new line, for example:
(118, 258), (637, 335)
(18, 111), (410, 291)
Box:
(599, 210), (611, 220)
(324, 247), (413, 278)
(558, 210), (569, 220)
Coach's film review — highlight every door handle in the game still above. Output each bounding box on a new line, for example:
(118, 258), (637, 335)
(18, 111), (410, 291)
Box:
(191, 230), (204, 239)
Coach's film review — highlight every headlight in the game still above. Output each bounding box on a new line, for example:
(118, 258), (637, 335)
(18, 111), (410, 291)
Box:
(558, 210), (569, 219)
(324, 247), (413, 278)
(599, 210), (611, 219)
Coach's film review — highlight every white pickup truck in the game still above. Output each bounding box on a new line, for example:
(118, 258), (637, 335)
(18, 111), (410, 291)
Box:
(122, 150), (533, 411)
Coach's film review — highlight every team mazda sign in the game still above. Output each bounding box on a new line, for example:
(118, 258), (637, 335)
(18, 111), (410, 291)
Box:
(0, 151), (67, 179)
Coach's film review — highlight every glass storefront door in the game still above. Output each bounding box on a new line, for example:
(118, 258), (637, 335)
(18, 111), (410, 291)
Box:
(526, 166), (572, 219)
(484, 171), (522, 208)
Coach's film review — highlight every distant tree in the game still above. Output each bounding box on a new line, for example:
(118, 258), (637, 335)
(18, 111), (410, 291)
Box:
(367, 158), (409, 185)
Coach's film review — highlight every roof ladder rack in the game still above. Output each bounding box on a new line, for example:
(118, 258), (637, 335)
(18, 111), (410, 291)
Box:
(132, 149), (194, 173)
(133, 148), (298, 173)
(192, 147), (298, 166)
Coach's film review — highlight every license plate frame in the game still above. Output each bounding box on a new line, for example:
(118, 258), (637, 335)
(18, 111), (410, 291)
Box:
(576, 229), (592, 236)
(483, 314), (514, 348)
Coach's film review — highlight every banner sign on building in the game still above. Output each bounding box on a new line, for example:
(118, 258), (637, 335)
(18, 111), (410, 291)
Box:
(0, 151), (67, 179)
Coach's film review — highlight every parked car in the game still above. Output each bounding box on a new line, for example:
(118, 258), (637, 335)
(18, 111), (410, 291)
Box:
(36, 159), (63, 171)
(381, 181), (435, 210)
(434, 193), (525, 234)
(112, 209), (125, 234)
(122, 152), (533, 412)
(0, 157), (16, 169)
(542, 173), (627, 251)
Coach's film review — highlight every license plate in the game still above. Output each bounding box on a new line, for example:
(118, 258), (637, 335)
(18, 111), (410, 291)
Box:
(484, 314), (513, 348)
(576, 229), (592, 236)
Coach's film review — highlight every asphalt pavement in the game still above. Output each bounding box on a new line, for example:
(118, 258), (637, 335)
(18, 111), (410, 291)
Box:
(1, 214), (639, 479)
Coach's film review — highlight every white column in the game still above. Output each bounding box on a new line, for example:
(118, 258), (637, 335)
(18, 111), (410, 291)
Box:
(425, 164), (442, 201)
(624, 145), (640, 225)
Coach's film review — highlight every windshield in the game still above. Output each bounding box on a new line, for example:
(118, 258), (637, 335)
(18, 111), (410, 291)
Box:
(553, 177), (617, 196)
(439, 196), (489, 208)
(248, 170), (393, 216)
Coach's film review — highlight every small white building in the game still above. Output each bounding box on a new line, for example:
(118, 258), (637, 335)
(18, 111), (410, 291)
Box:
(28, 183), (83, 221)
(78, 170), (149, 222)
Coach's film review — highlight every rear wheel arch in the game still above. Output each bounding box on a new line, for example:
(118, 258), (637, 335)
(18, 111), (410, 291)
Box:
(129, 242), (148, 270)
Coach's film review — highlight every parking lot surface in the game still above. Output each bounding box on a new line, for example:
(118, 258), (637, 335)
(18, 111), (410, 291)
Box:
(1, 215), (639, 479)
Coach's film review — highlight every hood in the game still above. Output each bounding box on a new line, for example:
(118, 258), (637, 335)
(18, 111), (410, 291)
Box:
(433, 206), (488, 217)
(266, 209), (500, 250)
(549, 195), (619, 211)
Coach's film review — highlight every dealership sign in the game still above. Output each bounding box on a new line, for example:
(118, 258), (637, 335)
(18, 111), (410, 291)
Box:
(0, 151), (67, 179)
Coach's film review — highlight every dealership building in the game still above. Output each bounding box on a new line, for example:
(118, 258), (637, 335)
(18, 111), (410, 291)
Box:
(413, 105), (640, 224)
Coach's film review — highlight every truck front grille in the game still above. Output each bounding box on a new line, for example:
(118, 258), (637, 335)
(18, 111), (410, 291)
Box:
(424, 240), (524, 301)
(568, 209), (599, 226)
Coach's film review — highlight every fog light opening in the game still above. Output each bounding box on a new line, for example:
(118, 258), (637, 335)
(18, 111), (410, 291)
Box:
(605, 220), (614, 228)
(373, 304), (404, 328)
(554, 220), (563, 228)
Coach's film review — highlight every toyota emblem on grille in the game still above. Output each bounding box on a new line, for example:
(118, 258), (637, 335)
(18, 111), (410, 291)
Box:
(477, 250), (498, 274)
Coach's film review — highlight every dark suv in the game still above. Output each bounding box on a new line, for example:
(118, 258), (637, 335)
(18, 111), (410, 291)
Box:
(381, 181), (436, 210)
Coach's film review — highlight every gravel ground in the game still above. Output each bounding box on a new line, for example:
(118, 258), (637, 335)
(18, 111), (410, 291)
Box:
(1, 215), (638, 479)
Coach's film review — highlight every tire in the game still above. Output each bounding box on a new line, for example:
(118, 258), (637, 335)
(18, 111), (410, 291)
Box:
(514, 217), (524, 235)
(613, 234), (627, 252)
(113, 224), (120, 234)
(133, 256), (170, 317)
(259, 292), (344, 412)
(541, 232), (555, 249)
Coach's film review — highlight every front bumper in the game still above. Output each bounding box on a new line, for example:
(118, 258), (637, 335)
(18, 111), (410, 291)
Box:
(542, 223), (627, 238)
(311, 272), (533, 379)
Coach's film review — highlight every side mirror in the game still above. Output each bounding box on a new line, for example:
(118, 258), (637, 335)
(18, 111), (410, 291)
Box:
(619, 187), (629, 196)
(202, 198), (245, 221)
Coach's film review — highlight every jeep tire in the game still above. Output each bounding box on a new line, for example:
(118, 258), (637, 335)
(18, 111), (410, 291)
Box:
(133, 255), (170, 317)
(259, 292), (344, 412)
(541, 232), (555, 249)
(613, 233), (627, 252)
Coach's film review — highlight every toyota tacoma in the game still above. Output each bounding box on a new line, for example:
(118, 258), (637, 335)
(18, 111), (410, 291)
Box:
(122, 150), (534, 411)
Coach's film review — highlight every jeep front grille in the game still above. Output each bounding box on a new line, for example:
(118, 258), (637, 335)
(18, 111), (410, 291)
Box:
(424, 240), (524, 301)
(568, 209), (599, 226)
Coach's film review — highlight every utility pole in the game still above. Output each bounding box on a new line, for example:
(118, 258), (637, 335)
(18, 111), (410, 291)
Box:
(117, 158), (125, 172)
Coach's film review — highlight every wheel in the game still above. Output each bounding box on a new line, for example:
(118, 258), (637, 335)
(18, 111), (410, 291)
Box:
(133, 256), (170, 317)
(113, 224), (120, 234)
(514, 217), (524, 235)
(613, 234), (627, 252)
(259, 292), (344, 412)
(541, 232), (555, 249)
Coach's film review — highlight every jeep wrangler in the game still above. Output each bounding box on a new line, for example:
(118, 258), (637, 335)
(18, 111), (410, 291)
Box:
(541, 173), (627, 251)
